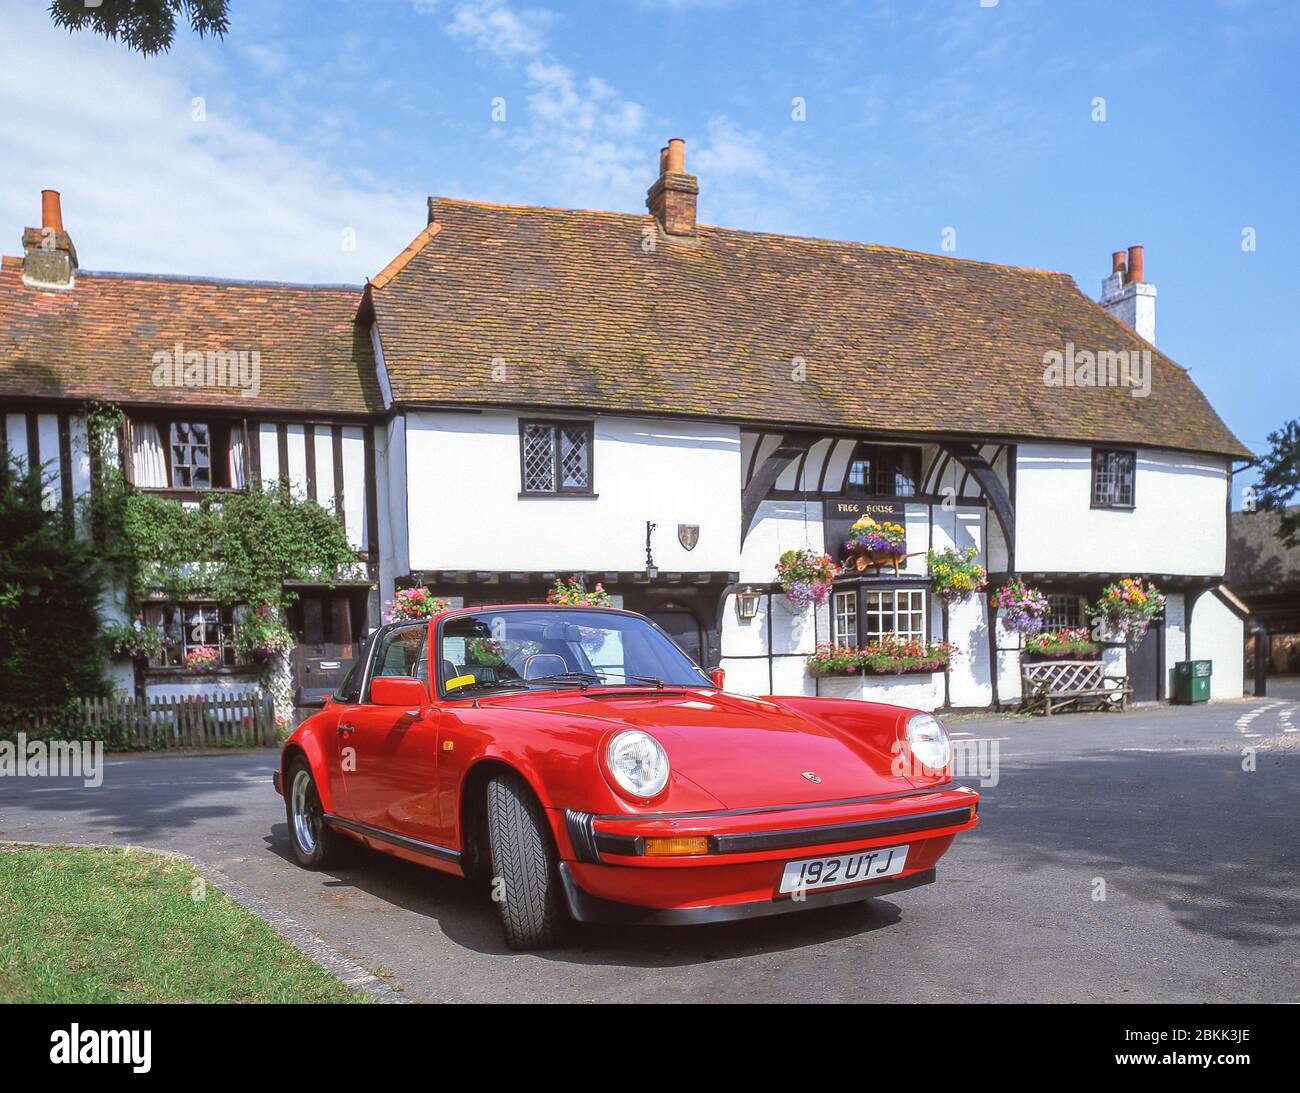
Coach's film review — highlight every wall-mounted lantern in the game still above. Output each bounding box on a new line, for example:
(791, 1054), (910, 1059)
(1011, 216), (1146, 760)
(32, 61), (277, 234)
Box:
(736, 586), (761, 620)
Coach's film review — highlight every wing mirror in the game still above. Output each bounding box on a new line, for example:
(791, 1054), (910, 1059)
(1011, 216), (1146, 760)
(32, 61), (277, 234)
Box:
(710, 667), (726, 690)
(370, 676), (430, 706)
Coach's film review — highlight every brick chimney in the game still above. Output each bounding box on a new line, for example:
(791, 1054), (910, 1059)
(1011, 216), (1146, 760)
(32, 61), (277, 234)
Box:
(1099, 243), (1156, 344)
(22, 190), (78, 290)
(646, 137), (698, 238)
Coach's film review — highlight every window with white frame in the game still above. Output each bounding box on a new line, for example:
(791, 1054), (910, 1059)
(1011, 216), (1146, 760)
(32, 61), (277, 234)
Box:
(520, 420), (593, 495)
(832, 589), (858, 646)
(862, 588), (926, 642)
(1044, 593), (1087, 630)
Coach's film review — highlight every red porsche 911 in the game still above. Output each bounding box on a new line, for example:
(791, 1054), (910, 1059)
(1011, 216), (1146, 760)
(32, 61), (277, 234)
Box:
(274, 605), (978, 949)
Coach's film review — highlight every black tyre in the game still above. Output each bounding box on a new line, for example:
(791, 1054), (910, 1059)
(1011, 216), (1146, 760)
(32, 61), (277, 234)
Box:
(485, 772), (565, 950)
(285, 757), (345, 869)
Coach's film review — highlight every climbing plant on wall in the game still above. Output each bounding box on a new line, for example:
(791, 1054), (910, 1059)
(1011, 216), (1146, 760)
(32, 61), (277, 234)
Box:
(86, 402), (362, 612)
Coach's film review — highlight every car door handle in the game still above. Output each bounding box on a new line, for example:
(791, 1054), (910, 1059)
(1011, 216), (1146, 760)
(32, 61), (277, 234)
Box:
(338, 722), (355, 737)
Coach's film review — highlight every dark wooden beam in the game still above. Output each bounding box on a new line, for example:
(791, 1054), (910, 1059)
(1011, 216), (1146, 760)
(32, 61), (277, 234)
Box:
(942, 441), (1015, 561)
(740, 432), (818, 547)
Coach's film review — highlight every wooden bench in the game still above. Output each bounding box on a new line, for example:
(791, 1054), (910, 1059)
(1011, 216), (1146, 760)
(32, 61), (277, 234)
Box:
(1020, 659), (1132, 716)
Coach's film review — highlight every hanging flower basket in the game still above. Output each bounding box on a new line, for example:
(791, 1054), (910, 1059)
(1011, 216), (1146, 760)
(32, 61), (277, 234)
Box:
(103, 617), (163, 665)
(775, 549), (841, 609)
(927, 547), (987, 605)
(991, 579), (1050, 635)
(1093, 578), (1166, 649)
(385, 586), (451, 622)
(234, 605), (295, 664)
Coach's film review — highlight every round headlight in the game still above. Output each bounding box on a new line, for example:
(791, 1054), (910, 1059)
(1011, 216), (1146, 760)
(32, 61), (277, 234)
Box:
(606, 730), (670, 799)
(906, 713), (952, 773)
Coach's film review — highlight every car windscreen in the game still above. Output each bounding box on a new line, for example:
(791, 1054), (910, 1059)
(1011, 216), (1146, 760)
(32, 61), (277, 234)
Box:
(438, 609), (711, 695)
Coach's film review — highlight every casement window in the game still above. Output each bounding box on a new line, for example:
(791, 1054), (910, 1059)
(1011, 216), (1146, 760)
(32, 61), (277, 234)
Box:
(144, 603), (245, 669)
(844, 444), (921, 497)
(832, 589), (858, 647)
(519, 420), (594, 495)
(1044, 593), (1088, 631)
(1091, 448), (1136, 509)
(831, 586), (927, 645)
(130, 418), (248, 491)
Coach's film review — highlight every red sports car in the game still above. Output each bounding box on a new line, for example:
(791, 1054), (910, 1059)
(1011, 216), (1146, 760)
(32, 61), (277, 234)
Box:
(274, 605), (978, 949)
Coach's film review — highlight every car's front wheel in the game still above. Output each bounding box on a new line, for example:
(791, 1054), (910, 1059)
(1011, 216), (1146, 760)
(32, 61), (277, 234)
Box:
(485, 772), (565, 950)
(285, 757), (344, 869)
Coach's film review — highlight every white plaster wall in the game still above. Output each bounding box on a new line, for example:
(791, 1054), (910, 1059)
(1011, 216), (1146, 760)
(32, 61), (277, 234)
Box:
(404, 412), (741, 572)
(817, 672), (942, 711)
(946, 595), (993, 707)
(1015, 444), (1228, 575)
(375, 418), (409, 617)
(739, 498), (821, 584)
(1189, 591), (1245, 700)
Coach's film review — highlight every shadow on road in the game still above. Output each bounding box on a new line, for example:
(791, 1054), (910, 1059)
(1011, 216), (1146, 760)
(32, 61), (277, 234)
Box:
(261, 822), (906, 967)
(958, 744), (1299, 949)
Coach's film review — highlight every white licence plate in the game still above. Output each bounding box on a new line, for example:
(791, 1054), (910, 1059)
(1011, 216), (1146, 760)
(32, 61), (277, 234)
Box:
(778, 844), (909, 894)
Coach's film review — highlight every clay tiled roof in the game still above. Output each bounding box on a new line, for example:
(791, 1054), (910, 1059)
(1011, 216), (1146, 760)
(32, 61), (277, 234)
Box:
(0, 262), (380, 415)
(369, 199), (1250, 459)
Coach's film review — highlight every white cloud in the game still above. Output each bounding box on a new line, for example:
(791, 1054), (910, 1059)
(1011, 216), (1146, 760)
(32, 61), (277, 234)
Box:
(0, 5), (420, 283)
(445, 0), (553, 59)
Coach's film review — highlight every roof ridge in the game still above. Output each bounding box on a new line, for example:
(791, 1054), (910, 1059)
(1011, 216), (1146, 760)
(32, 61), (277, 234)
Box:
(370, 222), (441, 290)
(74, 269), (364, 292)
(425, 195), (1071, 278)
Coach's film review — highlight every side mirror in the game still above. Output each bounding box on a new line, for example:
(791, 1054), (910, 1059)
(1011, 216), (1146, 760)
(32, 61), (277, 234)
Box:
(370, 676), (430, 706)
(710, 667), (726, 690)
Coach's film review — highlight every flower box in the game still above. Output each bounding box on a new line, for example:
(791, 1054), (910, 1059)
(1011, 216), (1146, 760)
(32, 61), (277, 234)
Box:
(817, 671), (943, 711)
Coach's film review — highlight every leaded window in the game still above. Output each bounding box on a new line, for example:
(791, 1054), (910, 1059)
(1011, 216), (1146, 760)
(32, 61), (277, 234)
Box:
(520, 421), (594, 495)
(169, 421), (212, 489)
(1091, 449), (1136, 509)
(1044, 593), (1086, 630)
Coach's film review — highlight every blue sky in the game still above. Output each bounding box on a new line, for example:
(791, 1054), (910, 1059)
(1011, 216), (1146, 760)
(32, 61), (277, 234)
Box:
(1, 0), (1296, 498)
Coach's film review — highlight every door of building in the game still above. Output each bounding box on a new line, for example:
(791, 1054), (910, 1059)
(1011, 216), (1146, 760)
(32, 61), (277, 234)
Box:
(292, 590), (363, 705)
(1129, 621), (1164, 702)
(646, 608), (706, 667)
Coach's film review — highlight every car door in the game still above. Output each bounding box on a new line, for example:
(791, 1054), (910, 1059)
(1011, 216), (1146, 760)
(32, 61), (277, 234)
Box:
(338, 623), (442, 839)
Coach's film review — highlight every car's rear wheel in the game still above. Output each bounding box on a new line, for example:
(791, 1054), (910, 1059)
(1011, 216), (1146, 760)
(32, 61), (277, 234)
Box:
(485, 771), (565, 950)
(285, 757), (344, 869)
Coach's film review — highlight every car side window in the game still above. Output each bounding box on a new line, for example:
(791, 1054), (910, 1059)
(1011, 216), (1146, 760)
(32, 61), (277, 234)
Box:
(365, 625), (428, 702)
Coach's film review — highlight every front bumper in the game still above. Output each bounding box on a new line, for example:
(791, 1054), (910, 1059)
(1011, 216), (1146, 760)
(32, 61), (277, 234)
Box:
(555, 781), (977, 922)
(559, 862), (937, 925)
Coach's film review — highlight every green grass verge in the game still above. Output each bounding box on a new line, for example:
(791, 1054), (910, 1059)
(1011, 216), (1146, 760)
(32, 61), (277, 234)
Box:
(0, 845), (368, 1003)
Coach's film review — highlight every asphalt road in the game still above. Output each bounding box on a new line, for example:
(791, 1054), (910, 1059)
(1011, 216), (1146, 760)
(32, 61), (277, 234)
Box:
(3, 689), (1298, 1003)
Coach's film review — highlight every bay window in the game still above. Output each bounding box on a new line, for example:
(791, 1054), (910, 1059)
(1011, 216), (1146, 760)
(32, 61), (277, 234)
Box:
(831, 585), (928, 645)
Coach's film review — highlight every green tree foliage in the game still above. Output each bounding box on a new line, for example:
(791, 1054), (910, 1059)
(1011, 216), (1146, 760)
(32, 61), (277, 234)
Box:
(1255, 418), (1300, 547)
(0, 457), (108, 708)
(48, 0), (228, 56)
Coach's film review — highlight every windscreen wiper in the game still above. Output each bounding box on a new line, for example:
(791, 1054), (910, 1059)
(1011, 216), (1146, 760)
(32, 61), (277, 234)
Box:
(526, 671), (605, 688)
(447, 679), (530, 695)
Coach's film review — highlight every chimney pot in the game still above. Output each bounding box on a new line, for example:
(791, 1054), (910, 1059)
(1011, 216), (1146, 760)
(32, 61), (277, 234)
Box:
(41, 190), (63, 234)
(666, 137), (685, 175)
(1126, 244), (1144, 284)
(1111, 250), (1126, 276)
(646, 137), (699, 239)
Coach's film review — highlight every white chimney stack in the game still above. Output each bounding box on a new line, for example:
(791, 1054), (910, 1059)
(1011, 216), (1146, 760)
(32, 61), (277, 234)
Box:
(1100, 244), (1156, 344)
